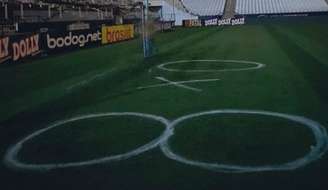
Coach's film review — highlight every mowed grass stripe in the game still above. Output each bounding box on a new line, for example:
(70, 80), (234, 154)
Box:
(266, 24), (328, 105)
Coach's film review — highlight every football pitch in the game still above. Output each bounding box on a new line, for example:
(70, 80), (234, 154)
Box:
(1, 20), (328, 190)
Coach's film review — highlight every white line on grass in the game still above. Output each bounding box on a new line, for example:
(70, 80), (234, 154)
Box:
(160, 109), (328, 173)
(137, 78), (220, 91)
(4, 110), (328, 173)
(157, 60), (265, 73)
(3, 112), (171, 171)
(66, 69), (115, 91)
(155, 77), (202, 92)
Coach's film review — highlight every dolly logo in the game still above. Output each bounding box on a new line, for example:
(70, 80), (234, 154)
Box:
(12, 34), (40, 61)
(0, 37), (10, 63)
(205, 18), (218, 26)
(218, 18), (245, 26)
(1, 34), (40, 63)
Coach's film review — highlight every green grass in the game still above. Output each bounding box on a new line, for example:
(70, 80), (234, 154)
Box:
(1, 18), (328, 190)
(170, 114), (315, 165)
(20, 116), (165, 164)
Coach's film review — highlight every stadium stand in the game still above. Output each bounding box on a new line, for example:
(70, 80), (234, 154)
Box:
(177, 0), (226, 16)
(0, 0), (144, 35)
(160, 0), (197, 25)
(0, 0), (141, 23)
(223, 0), (236, 18)
(235, 0), (328, 15)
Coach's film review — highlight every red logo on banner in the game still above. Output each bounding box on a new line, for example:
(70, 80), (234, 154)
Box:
(0, 37), (10, 64)
(12, 34), (40, 61)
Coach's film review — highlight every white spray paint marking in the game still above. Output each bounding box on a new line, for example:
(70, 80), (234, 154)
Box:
(160, 109), (328, 173)
(3, 112), (171, 171)
(3, 110), (328, 173)
(66, 69), (115, 91)
(154, 77), (203, 92)
(157, 60), (265, 73)
(137, 78), (220, 91)
(139, 59), (264, 93)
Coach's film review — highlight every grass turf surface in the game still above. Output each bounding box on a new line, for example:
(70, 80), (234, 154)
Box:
(1, 18), (328, 190)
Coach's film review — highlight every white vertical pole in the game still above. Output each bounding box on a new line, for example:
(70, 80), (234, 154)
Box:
(143, 0), (150, 57)
(48, 5), (51, 18)
(173, 0), (175, 21)
(20, 3), (24, 19)
(142, 3), (146, 57)
(59, 6), (63, 18)
(4, 3), (8, 20)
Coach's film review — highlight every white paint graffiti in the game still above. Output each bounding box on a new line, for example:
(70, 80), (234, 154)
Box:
(3, 113), (171, 171)
(161, 110), (328, 173)
(137, 77), (220, 92)
(3, 110), (328, 173)
(66, 69), (115, 91)
(138, 59), (265, 92)
(157, 60), (265, 73)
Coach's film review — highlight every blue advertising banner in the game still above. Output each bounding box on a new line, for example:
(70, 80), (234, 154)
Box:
(43, 29), (102, 54)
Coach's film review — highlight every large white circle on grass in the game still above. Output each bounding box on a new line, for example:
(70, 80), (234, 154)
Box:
(4, 112), (171, 171)
(160, 109), (328, 173)
(157, 60), (265, 73)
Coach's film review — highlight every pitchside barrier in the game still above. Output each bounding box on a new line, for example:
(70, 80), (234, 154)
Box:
(161, 21), (175, 31)
(246, 14), (328, 25)
(182, 19), (202, 27)
(182, 13), (328, 28)
(183, 17), (246, 28)
(101, 24), (134, 45)
(43, 29), (102, 54)
(0, 24), (135, 65)
(0, 33), (41, 64)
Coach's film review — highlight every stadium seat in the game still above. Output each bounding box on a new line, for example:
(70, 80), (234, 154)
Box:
(235, 0), (328, 15)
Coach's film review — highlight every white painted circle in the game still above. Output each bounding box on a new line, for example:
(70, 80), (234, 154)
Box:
(4, 110), (328, 173)
(157, 60), (265, 73)
(160, 109), (328, 173)
(3, 112), (171, 171)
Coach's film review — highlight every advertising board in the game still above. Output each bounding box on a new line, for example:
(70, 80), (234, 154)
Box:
(1, 24), (136, 65)
(101, 24), (134, 44)
(0, 34), (41, 64)
(183, 19), (202, 27)
(45, 30), (102, 52)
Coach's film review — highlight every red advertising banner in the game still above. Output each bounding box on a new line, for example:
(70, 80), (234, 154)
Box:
(0, 34), (41, 64)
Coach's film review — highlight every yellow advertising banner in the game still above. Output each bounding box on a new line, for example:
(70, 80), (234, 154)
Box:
(102, 24), (134, 44)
